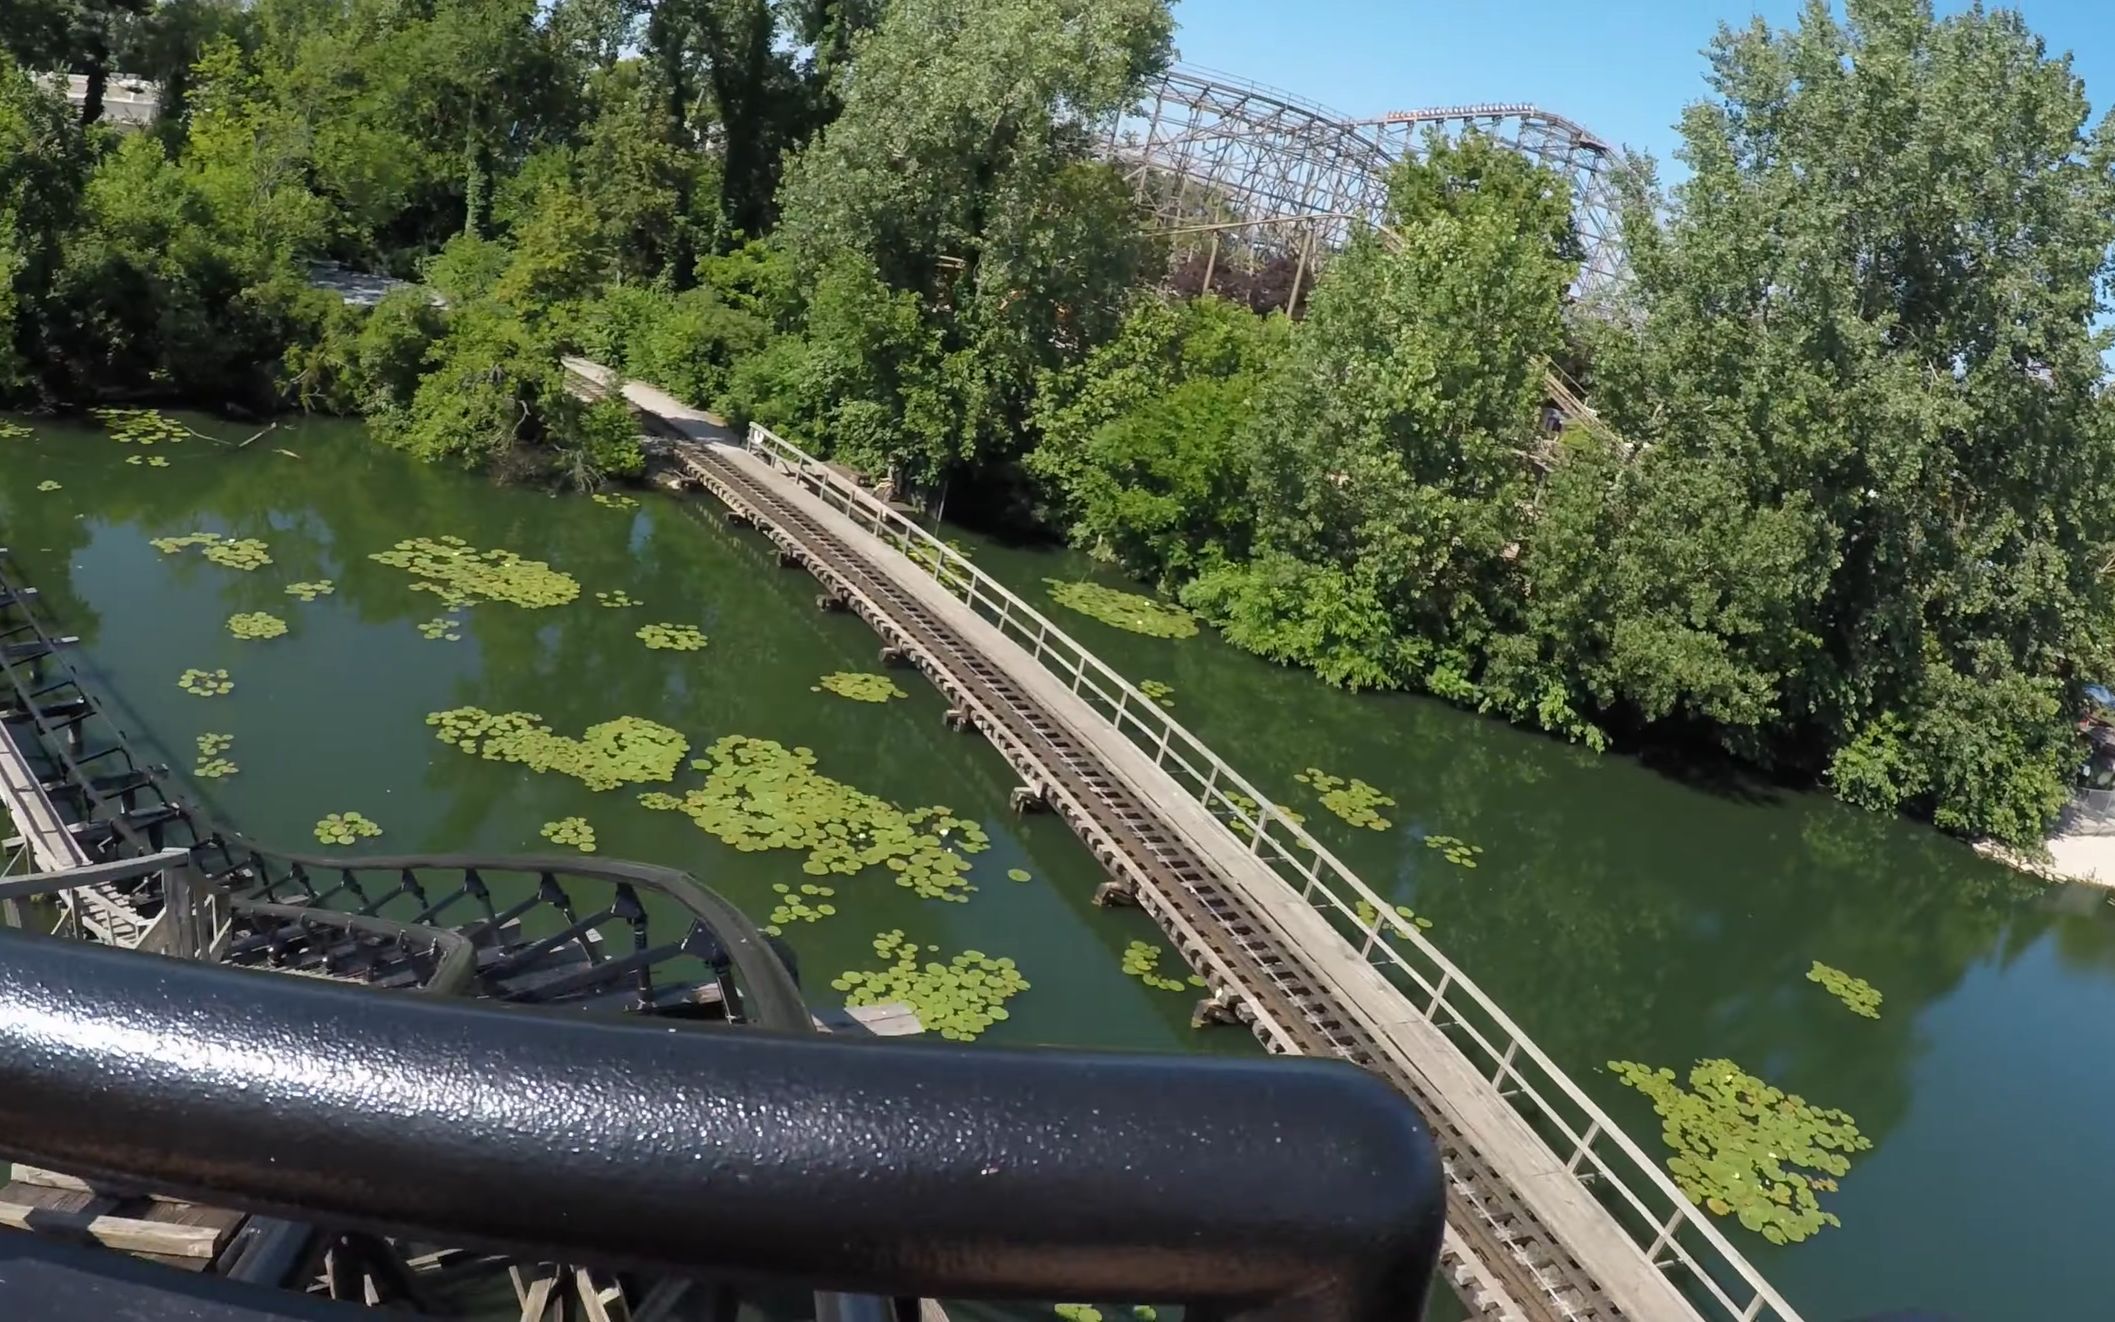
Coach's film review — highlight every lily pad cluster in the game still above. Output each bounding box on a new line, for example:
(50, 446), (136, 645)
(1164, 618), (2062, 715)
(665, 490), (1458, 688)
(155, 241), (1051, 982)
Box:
(641, 735), (987, 901)
(1046, 579), (1198, 639)
(1120, 940), (1192, 992)
(1219, 789), (1303, 829)
(539, 816), (598, 853)
(313, 811), (383, 845)
(813, 672), (907, 703)
(92, 407), (189, 445)
(831, 930), (1028, 1042)
(416, 616), (463, 642)
(178, 668), (233, 697)
(194, 732), (237, 779)
(1354, 898), (1434, 932)
(1807, 962), (1882, 1019)
(370, 536), (579, 609)
(1296, 768), (1395, 830)
(594, 589), (641, 608)
(637, 622), (707, 651)
(591, 492), (639, 510)
(427, 708), (689, 792)
(227, 611), (288, 641)
(34, 480), (60, 493)
(1608, 1058), (1870, 1245)
(150, 532), (272, 571)
(1424, 834), (1484, 868)
(123, 454), (172, 468)
(1138, 679), (1175, 707)
(284, 580), (335, 602)
(764, 881), (837, 932)
(0, 420), (29, 440)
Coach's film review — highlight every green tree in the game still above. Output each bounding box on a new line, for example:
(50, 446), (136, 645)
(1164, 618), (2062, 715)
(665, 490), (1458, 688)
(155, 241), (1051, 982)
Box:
(770, 0), (1172, 484)
(1584, 0), (2115, 842)
(1028, 294), (1289, 583)
(1185, 136), (1579, 710)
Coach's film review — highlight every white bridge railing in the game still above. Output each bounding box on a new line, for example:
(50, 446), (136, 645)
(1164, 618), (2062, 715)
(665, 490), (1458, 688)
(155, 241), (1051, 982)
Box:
(742, 423), (1801, 1322)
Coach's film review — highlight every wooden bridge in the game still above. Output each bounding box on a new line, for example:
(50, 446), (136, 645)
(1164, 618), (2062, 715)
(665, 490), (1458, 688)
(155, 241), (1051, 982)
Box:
(565, 358), (1802, 1322)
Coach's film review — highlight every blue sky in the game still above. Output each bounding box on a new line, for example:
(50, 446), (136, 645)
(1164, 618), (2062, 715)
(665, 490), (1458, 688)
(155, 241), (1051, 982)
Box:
(1171, 1), (2113, 166)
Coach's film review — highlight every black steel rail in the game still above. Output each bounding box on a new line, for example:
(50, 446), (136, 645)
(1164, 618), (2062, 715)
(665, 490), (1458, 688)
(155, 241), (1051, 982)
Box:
(0, 925), (1445, 1322)
(678, 441), (1611, 1320)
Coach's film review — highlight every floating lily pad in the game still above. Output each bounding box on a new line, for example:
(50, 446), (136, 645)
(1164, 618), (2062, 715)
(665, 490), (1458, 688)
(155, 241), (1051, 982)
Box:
(194, 734), (238, 780)
(177, 668), (233, 697)
(370, 536), (578, 608)
(1138, 679), (1176, 707)
(92, 407), (190, 445)
(149, 532), (272, 571)
(1120, 940), (1190, 992)
(123, 454), (172, 468)
(1046, 580), (1197, 639)
(1423, 834), (1484, 868)
(1007, 867), (1032, 883)
(427, 708), (688, 792)
(831, 930), (1029, 1042)
(591, 492), (640, 511)
(227, 611), (288, 641)
(313, 810), (382, 846)
(814, 672), (907, 703)
(539, 816), (598, 853)
(1806, 962), (1882, 1019)
(415, 616), (463, 642)
(284, 580), (336, 602)
(594, 589), (642, 608)
(1297, 768), (1394, 831)
(1217, 789), (1304, 828)
(1354, 898), (1434, 933)
(762, 880), (838, 933)
(637, 622), (707, 651)
(34, 480), (61, 493)
(1607, 1058), (1870, 1245)
(641, 735), (987, 902)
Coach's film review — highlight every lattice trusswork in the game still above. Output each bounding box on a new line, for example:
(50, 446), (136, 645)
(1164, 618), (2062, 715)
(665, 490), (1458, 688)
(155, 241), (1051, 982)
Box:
(1104, 66), (1625, 312)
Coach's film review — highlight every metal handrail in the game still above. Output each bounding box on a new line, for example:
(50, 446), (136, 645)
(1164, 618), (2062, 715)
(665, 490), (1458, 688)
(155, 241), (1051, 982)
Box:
(0, 925), (1445, 1322)
(741, 422), (1800, 1322)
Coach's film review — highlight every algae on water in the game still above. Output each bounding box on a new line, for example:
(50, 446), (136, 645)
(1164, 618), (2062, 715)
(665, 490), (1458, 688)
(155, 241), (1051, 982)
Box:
(1607, 1057), (1870, 1245)
(642, 735), (988, 902)
(428, 708), (688, 792)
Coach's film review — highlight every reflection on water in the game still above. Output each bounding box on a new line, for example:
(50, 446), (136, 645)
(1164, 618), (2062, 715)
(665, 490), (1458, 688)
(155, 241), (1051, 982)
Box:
(962, 535), (2115, 1321)
(4, 416), (2109, 1318)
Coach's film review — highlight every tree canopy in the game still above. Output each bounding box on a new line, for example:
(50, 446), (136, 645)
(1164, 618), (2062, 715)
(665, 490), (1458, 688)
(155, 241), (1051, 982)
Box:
(2, 0), (2111, 846)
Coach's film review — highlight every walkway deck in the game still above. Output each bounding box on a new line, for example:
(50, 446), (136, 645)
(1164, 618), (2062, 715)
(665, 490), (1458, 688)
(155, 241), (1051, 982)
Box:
(0, 722), (88, 875)
(561, 360), (1800, 1322)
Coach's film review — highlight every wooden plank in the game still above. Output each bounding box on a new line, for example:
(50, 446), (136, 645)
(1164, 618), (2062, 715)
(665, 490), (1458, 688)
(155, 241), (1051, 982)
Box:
(813, 1001), (923, 1037)
(0, 722), (87, 874)
(0, 1196), (223, 1258)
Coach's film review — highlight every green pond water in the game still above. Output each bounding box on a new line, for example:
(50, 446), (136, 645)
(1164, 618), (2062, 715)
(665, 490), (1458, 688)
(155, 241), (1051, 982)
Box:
(4, 414), (2113, 1322)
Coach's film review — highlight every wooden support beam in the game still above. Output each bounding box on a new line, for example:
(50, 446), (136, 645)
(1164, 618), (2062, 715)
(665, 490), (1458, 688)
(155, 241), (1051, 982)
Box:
(0, 1197), (221, 1258)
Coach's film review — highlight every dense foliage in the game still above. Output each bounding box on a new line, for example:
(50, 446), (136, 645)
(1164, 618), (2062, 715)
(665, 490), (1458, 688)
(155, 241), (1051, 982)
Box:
(5, 0), (2113, 845)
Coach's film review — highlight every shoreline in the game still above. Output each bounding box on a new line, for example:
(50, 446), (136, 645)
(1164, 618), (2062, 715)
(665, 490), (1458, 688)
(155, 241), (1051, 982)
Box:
(1976, 835), (2115, 892)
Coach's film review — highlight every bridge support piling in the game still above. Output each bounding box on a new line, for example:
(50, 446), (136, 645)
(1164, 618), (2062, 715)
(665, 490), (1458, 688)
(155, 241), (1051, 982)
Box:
(1008, 784), (1047, 814)
(816, 592), (848, 614)
(1091, 879), (1136, 908)
(878, 645), (911, 669)
(1190, 988), (1244, 1031)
